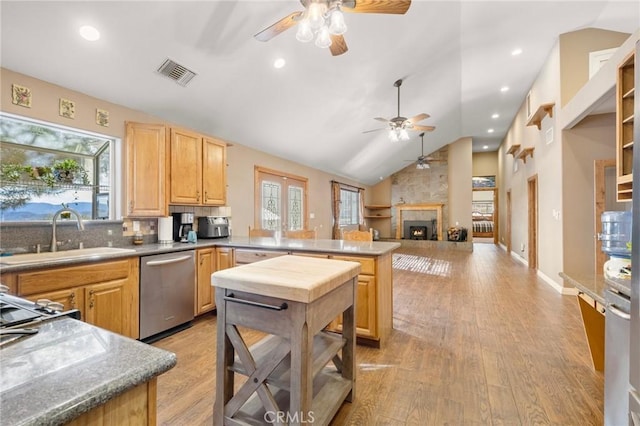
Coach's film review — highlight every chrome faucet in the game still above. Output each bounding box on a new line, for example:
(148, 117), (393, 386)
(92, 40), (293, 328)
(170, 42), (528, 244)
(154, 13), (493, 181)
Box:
(51, 207), (85, 252)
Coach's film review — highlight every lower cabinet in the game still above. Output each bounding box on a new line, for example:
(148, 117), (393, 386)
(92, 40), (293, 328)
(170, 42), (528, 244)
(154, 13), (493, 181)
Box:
(195, 248), (216, 315)
(10, 258), (140, 339)
(66, 379), (157, 426)
(215, 247), (235, 271)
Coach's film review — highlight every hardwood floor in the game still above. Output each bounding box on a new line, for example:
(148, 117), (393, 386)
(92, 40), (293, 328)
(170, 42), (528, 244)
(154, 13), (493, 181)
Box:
(153, 244), (603, 425)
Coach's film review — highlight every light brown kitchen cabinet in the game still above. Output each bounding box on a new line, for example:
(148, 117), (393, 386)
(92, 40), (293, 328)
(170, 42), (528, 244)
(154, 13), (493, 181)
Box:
(202, 137), (227, 205)
(215, 247), (235, 271)
(195, 248), (216, 315)
(330, 255), (378, 339)
(125, 122), (168, 217)
(10, 258), (140, 339)
(616, 51), (635, 201)
(84, 280), (128, 337)
(169, 128), (227, 206)
(234, 248), (287, 265)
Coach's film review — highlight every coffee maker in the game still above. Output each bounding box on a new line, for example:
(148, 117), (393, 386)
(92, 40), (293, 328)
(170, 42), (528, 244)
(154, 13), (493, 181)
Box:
(172, 212), (194, 242)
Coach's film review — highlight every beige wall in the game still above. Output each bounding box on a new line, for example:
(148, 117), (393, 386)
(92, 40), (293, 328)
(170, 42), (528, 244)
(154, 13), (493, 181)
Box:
(472, 151), (498, 177)
(561, 113), (617, 274)
(1, 68), (367, 239)
(448, 137), (472, 232)
(559, 28), (630, 107)
(500, 41), (564, 286)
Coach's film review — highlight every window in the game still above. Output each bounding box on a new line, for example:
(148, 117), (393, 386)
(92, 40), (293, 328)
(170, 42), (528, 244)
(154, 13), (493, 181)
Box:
(339, 188), (359, 226)
(0, 113), (117, 221)
(255, 167), (308, 231)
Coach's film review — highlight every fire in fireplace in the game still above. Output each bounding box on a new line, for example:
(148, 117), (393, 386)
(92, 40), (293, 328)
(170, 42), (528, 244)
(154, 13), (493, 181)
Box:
(409, 226), (428, 240)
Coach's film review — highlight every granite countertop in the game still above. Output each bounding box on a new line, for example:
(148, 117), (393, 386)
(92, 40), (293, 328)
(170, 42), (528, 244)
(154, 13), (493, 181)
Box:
(0, 317), (176, 426)
(0, 237), (400, 273)
(560, 271), (631, 304)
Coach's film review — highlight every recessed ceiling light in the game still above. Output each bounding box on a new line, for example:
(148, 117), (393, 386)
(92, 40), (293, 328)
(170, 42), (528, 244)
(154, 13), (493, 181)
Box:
(487, 128), (495, 133)
(511, 48), (523, 56)
(273, 58), (286, 69)
(483, 145), (489, 150)
(79, 25), (100, 41)
(491, 113), (499, 119)
(500, 86), (509, 92)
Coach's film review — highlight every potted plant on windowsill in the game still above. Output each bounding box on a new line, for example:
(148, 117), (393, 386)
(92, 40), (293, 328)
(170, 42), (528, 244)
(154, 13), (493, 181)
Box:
(53, 159), (89, 185)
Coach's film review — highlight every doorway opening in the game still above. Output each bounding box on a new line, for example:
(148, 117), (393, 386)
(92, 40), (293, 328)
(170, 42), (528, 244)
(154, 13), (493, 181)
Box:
(527, 175), (538, 269)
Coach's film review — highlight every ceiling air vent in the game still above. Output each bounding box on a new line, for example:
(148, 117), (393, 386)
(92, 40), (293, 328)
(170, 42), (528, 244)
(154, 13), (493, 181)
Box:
(156, 58), (196, 87)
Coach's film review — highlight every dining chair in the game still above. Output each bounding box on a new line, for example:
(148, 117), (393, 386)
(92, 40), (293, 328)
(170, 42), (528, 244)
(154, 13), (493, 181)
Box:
(341, 228), (373, 242)
(284, 229), (317, 240)
(248, 226), (275, 238)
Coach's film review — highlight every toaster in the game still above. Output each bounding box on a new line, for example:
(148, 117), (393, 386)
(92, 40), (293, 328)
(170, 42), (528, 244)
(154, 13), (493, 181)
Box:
(197, 216), (230, 239)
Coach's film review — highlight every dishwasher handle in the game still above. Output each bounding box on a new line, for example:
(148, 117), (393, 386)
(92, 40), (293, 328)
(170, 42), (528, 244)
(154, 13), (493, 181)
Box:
(607, 304), (631, 321)
(145, 255), (193, 267)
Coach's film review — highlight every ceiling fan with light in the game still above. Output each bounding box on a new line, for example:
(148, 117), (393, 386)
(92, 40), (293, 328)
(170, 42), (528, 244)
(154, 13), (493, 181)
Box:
(254, 0), (411, 56)
(365, 79), (435, 141)
(406, 132), (438, 170)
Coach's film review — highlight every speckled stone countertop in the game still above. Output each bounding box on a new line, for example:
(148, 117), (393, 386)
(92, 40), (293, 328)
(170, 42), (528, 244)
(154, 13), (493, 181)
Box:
(560, 271), (631, 304)
(0, 317), (176, 426)
(0, 237), (400, 273)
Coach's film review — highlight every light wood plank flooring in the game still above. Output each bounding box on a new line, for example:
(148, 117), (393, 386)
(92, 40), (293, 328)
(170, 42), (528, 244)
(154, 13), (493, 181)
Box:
(153, 244), (602, 425)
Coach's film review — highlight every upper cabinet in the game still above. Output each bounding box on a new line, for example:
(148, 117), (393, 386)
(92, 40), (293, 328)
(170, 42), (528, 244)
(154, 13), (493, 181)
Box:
(125, 122), (168, 217)
(170, 128), (227, 206)
(617, 51), (635, 202)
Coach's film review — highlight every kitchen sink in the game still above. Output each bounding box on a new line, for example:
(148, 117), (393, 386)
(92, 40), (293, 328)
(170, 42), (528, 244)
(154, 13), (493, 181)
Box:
(0, 247), (137, 265)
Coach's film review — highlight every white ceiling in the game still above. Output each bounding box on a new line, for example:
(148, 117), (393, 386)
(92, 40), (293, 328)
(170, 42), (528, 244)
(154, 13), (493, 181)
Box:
(1, 1), (638, 185)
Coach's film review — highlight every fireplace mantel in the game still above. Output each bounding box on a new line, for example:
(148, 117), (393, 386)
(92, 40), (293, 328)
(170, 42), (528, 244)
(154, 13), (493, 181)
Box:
(394, 203), (444, 240)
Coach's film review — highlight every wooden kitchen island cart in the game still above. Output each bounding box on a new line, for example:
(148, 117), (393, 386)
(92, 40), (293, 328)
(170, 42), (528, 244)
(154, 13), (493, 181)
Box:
(211, 255), (361, 426)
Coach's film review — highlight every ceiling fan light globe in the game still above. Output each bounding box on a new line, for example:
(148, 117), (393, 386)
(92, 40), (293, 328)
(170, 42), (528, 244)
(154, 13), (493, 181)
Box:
(296, 20), (314, 42)
(399, 128), (410, 140)
(307, 3), (326, 30)
(388, 129), (399, 142)
(315, 25), (332, 48)
(328, 10), (347, 35)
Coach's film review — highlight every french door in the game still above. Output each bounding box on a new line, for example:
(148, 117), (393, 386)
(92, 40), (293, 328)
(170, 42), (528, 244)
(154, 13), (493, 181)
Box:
(254, 166), (308, 231)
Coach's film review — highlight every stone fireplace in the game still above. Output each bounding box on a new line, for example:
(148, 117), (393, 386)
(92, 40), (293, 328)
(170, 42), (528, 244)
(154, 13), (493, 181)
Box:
(405, 220), (437, 240)
(395, 203), (443, 240)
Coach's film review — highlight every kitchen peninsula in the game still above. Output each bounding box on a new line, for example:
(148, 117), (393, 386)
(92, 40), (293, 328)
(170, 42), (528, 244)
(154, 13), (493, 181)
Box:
(0, 237), (400, 347)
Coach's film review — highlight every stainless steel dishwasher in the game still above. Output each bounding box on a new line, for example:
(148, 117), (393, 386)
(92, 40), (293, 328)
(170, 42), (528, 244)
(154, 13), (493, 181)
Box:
(604, 287), (631, 426)
(140, 250), (195, 341)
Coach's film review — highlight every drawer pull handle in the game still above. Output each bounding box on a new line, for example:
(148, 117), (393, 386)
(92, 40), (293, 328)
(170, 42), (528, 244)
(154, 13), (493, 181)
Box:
(224, 293), (288, 311)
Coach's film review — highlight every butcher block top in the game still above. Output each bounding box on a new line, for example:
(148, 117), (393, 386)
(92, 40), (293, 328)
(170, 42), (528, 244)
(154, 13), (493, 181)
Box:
(211, 255), (361, 303)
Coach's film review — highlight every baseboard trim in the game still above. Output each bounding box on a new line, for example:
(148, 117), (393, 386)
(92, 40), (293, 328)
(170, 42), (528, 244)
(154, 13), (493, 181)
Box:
(511, 251), (528, 266)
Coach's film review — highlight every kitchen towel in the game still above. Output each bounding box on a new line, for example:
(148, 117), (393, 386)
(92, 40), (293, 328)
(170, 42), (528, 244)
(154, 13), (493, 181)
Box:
(158, 217), (173, 244)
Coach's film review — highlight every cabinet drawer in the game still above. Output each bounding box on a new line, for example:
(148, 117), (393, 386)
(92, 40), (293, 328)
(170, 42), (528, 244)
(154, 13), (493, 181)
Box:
(234, 249), (287, 265)
(17, 259), (133, 295)
(331, 256), (375, 275)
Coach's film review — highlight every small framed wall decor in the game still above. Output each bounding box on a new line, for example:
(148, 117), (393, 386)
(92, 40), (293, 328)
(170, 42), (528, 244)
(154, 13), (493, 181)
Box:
(59, 98), (75, 119)
(96, 108), (109, 127)
(11, 84), (32, 108)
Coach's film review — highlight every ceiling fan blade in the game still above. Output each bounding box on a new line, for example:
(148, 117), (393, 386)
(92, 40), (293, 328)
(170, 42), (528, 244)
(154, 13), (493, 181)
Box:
(407, 113), (430, 123)
(412, 125), (436, 131)
(329, 34), (348, 56)
(254, 11), (303, 42)
(363, 127), (387, 134)
(374, 117), (390, 123)
(343, 0), (411, 14)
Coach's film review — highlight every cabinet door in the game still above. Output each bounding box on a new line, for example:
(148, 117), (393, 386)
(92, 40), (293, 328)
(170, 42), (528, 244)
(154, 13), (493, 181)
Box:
(170, 128), (202, 204)
(196, 248), (216, 315)
(24, 288), (84, 319)
(330, 274), (377, 338)
(202, 137), (227, 205)
(215, 248), (235, 271)
(84, 280), (127, 337)
(125, 122), (168, 217)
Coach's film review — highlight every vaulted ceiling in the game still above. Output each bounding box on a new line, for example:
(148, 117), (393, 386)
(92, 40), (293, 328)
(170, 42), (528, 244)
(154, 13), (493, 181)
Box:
(1, 1), (638, 185)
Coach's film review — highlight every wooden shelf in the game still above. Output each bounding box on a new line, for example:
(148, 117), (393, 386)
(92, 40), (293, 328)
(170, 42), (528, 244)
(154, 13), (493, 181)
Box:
(364, 204), (391, 209)
(517, 147), (535, 164)
(364, 215), (391, 219)
(506, 144), (521, 156)
(616, 51), (635, 202)
(526, 102), (555, 130)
